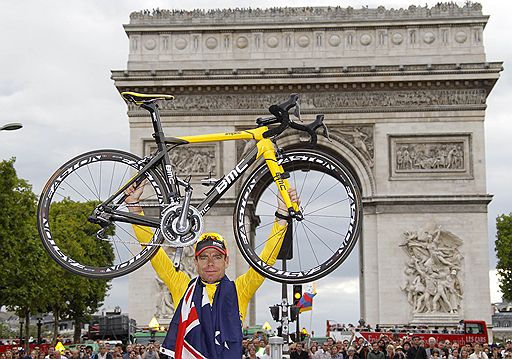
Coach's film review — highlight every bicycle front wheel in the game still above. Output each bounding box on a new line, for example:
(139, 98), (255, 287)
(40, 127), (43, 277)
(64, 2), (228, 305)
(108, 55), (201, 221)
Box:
(37, 149), (168, 279)
(234, 150), (362, 283)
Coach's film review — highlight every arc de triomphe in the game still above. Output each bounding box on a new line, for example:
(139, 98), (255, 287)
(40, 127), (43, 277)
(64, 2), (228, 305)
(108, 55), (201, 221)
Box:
(112, 3), (502, 329)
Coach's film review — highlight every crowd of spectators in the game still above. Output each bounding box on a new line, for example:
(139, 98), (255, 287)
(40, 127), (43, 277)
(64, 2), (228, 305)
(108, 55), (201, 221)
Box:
(0, 342), (161, 359)
(242, 330), (512, 359)
(1, 334), (510, 359)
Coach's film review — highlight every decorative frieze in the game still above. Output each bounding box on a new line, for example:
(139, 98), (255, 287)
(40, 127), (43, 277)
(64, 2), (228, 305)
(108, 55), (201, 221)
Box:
(134, 90), (486, 115)
(389, 135), (472, 180)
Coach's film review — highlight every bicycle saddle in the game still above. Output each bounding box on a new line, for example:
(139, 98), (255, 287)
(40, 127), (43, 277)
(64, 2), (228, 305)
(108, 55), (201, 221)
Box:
(121, 91), (175, 105)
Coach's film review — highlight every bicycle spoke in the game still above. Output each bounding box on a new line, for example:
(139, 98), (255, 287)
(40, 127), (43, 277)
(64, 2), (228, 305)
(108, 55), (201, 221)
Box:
(108, 161), (116, 198)
(301, 220), (336, 253)
(73, 171), (101, 201)
(303, 218), (347, 237)
(303, 171), (326, 211)
(303, 181), (340, 213)
(86, 163), (100, 200)
(293, 222), (302, 271)
(299, 222), (320, 266)
(305, 214), (352, 219)
(305, 198), (349, 216)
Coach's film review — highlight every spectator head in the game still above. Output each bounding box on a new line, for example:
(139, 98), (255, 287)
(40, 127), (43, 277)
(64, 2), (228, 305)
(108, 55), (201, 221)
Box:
(331, 346), (339, 355)
(322, 342), (330, 352)
(386, 345), (395, 355)
(348, 346), (356, 355)
(98, 344), (107, 355)
(372, 342), (380, 351)
(452, 342), (459, 350)
(252, 338), (260, 349)
(336, 341), (343, 350)
(265, 345), (270, 355)
(432, 349), (440, 358)
(396, 346), (404, 353)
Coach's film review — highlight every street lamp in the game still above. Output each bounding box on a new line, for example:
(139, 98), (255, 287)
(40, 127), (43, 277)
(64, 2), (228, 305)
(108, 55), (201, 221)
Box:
(0, 123), (23, 131)
(37, 315), (43, 344)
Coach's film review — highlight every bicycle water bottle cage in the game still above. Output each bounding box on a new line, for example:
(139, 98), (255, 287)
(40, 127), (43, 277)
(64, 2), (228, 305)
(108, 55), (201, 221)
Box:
(121, 91), (175, 105)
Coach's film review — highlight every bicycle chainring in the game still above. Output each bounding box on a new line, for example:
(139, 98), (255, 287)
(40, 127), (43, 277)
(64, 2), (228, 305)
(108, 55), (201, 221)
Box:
(160, 204), (203, 247)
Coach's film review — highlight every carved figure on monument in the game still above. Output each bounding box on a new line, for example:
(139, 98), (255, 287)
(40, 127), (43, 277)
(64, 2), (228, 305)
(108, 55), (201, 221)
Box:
(395, 142), (465, 172)
(155, 276), (174, 319)
(400, 222), (464, 314)
(333, 127), (374, 166)
(169, 146), (216, 176)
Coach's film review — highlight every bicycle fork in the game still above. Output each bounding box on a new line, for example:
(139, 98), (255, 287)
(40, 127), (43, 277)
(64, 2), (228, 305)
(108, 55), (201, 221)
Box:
(258, 139), (303, 220)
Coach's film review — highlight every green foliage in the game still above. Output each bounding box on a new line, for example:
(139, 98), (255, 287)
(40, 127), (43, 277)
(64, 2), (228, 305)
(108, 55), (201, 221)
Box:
(0, 159), (114, 343)
(0, 158), (47, 313)
(496, 213), (512, 302)
(44, 198), (114, 342)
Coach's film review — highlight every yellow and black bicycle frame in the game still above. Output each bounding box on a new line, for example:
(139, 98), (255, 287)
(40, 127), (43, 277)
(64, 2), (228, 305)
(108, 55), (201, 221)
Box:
(177, 127), (299, 214)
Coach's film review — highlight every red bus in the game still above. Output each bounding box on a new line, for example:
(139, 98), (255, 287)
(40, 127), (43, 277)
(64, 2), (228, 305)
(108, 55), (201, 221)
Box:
(327, 320), (489, 345)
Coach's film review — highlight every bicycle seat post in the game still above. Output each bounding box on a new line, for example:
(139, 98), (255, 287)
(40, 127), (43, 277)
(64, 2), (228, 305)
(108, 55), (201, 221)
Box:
(141, 101), (166, 152)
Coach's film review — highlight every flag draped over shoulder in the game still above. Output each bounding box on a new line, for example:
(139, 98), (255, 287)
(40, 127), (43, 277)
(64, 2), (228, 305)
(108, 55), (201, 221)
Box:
(160, 276), (242, 359)
(298, 285), (317, 313)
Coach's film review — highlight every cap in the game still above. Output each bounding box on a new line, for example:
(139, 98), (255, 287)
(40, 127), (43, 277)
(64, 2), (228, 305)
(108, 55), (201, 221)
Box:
(195, 233), (227, 257)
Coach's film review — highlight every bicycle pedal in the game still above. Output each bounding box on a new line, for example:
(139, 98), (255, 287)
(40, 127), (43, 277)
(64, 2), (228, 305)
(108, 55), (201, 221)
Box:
(201, 178), (219, 187)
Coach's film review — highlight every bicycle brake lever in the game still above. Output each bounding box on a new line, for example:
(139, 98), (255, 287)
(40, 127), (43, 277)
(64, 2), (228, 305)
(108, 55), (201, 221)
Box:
(321, 122), (332, 142)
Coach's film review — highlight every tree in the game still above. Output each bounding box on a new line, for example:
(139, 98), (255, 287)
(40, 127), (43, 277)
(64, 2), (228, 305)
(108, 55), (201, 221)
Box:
(0, 159), (48, 349)
(0, 159), (114, 344)
(44, 199), (114, 342)
(496, 213), (512, 302)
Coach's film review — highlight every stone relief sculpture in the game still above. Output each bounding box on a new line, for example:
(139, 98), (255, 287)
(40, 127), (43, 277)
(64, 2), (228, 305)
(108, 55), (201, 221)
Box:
(400, 222), (464, 314)
(153, 90), (486, 114)
(155, 277), (174, 319)
(155, 245), (198, 318)
(168, 146), (216, 176)
(333, 127), (374, 166)
(395, 142), (465, 172)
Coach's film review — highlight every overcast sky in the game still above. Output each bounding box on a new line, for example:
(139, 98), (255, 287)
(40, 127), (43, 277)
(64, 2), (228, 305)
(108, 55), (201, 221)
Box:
(0, 0), (509, 335)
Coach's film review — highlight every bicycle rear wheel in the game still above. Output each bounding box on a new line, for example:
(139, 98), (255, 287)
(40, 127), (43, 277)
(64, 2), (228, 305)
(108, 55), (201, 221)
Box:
(234, 150), (362, 283)
(37, 149), (168, 279)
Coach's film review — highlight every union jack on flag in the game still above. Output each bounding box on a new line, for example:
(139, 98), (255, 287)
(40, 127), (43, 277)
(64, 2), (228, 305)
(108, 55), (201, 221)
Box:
(163, 279), (209, 359)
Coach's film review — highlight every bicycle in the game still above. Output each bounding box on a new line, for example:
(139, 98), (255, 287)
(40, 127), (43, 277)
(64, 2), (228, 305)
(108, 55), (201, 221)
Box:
(37, 92), (362, 283)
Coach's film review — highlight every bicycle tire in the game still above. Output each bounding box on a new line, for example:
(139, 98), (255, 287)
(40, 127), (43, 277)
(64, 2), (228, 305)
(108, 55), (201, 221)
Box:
(37, 149), (169, 279)
(234, 149), (362, 283)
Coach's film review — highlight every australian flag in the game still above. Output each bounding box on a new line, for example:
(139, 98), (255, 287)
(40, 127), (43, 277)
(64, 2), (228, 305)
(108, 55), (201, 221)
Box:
(160, 276), (242, 359)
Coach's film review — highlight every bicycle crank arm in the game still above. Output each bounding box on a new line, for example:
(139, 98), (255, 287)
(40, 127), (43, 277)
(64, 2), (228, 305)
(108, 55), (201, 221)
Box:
(173, 247), (183, 269)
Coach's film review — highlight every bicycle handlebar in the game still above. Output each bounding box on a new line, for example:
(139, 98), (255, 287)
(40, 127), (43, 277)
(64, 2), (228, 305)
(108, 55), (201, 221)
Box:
(261, 94), (330, 146)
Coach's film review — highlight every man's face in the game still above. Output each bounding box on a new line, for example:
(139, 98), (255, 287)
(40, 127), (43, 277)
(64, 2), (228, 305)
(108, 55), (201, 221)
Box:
(252, 339), (260, 349)
(296, 343), (302, 352)
(372, 343), (379, 351)
(195, 248), (229, 283)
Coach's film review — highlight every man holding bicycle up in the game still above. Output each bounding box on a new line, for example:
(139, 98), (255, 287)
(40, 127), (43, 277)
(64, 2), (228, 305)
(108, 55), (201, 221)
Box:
(125, 184), (299, 359)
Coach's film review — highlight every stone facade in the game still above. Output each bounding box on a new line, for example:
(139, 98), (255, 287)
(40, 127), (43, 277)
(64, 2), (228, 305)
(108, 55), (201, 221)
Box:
(112, 3), (502, 329)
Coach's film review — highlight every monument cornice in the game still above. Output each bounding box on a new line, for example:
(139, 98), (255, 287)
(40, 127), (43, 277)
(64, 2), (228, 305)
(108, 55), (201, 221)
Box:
(112, 62), (502, 83)
(363, 194), (493, 205)
(124, 17), (488, 34)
